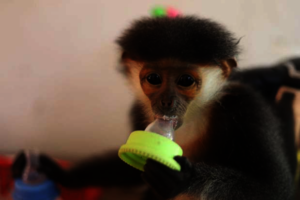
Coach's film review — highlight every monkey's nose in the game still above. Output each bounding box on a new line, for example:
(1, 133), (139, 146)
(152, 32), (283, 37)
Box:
(161, 99), (175, 108)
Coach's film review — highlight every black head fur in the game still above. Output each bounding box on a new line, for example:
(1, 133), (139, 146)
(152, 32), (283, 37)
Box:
(117, 16), (240, 64)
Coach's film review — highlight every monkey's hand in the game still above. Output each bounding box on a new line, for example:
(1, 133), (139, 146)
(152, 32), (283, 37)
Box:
(12, 151), (67, 184)
(142, 156), (193, 199)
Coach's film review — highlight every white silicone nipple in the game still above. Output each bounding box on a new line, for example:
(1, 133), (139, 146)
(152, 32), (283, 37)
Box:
(145, 118), (175, 140)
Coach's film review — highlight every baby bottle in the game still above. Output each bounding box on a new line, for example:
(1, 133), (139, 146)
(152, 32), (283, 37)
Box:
(118, 117), (183, 171)
(13, 150), (60, 200)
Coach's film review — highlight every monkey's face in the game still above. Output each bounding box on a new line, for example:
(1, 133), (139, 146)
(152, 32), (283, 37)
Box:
(124, 59), (231, 130)
(139, 61), (202, 129)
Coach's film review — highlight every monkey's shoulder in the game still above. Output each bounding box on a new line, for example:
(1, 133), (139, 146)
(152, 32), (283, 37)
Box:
(209, 82), (279, 136)
(217, 82), (274, 115)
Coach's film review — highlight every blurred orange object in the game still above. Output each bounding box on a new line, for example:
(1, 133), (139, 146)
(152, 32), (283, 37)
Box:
(0, 155), (103, 200)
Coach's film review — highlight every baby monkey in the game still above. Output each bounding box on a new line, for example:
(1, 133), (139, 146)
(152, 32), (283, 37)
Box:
(13, 16), (296, 200)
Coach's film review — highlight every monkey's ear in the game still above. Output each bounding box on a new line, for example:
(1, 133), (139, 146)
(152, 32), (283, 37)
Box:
(220, 58), (237, 78)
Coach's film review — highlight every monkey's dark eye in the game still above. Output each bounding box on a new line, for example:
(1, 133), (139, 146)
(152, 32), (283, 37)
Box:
(146, 73), (162, 85)
(178, 75), (195, 87)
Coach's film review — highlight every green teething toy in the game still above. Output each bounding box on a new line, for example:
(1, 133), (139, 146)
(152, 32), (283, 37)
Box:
(118, 118), (183, 171)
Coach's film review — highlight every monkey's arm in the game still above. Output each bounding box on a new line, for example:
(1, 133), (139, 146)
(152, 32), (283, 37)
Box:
(12, 101), (149, 188)
(54, 101), (150, 187)
(143, 84), (295, 200)
(12, 151), (143, 188)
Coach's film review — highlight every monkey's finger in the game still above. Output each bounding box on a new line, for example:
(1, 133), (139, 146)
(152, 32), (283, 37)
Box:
(144, 159), (182, 183)
(144, 160), (173, 184)
(145, 159), (177, 175)
(174, 156), (192, 172)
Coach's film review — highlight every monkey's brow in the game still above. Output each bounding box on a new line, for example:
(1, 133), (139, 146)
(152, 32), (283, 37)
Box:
(144, 63), (199, 69)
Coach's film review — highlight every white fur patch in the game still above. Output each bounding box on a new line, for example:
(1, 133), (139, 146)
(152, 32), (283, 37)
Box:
(183, 67), (226, 121)
(198, 67), (226, 106)
(124, 60), (153, 122)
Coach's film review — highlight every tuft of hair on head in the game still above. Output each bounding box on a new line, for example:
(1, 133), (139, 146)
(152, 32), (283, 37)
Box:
(117, 16), (241, 65)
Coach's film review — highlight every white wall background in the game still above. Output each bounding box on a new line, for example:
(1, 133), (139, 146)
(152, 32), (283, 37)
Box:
(0, 0), (300, 160)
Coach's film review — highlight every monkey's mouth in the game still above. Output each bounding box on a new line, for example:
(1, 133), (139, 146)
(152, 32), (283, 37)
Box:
(155, 115), (178, 129)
